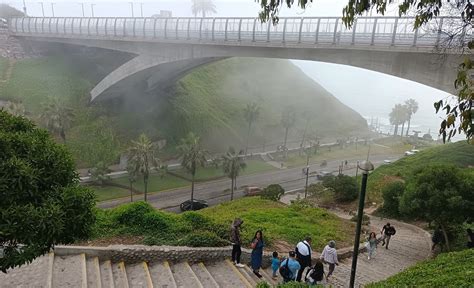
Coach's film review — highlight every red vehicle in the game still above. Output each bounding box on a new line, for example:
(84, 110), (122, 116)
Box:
(244, 186), (263, 196)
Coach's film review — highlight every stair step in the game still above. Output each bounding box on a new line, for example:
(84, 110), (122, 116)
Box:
(148, 261), (177, 288)
(189, 263), (219, 288)
(241, 265), (261, 286)
(205, 261), (251, 288)
(100, 260), (115, 288)
(126, 262), (152, 288)
(86, 257), (102, 288)
(169, 262), (202, 288)
(261, 267), (278, 286)
(52, 254), (86, 287)
(112, 262), (129, 288)
(0, 253), (50, 288)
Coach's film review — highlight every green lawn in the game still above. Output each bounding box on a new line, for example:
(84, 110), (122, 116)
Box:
(367, 141), (474, 203)
(199, 197), (355, 250)
(90, 185), (131, 202)
(367, 249), (474, 287)
(284, 139), (411, 168)
(172, 159), (275, 181)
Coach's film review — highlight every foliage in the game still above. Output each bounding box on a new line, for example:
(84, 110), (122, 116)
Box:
(40, 96), (75, 142)
(3, 101), (26, 117)
(389, 103), (409, 136)
(261, 184), (285, 201)
(367, 249), (474, 288)
(350, 213), (370, 226)
(281, 106), (297, 148)
(0, 111), (95, 272)
(127, 134), (161, 202)
(177, 231), (228, 247)
(222, 146), (247, 200)
(322, 174), (358, 202)
(381, 181), (405, 217)
(399, 164), (474, 250)
(90, 161), (111, 186)
(404, 99), (419, 136)
(199, 197), (355, 249)
(191, 0), (216, 17)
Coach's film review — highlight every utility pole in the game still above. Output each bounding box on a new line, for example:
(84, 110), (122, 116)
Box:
(140, 3), (144, 17)
(304, 149), (310, 198)
(79, 3), (85, 17)
(50, 3), (55, 17)
(38, 2), (45, 17)
(90, 4), (95, 17)
(130, 2), (134, 17)
(23, 0), (27, 16)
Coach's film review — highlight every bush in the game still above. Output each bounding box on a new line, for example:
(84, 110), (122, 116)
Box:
(256, 282), (272, 288)
(381, 181), (405, 217)
(113, 202), (155, 226)
(322, 175), (358, 202)
(177, 231), (228, 247)
(350, 213), (370, 226)
(261, 184), (285, 201)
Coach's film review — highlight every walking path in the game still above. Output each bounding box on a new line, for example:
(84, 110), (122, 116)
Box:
(281, 192), (432, 287)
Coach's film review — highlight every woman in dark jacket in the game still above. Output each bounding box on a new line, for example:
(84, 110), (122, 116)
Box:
(251, 230), (264, 278)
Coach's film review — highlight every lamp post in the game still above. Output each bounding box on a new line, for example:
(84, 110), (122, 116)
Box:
(38, 2), (45, 17)
(349, 160), (374, 288)
(23, 0), (27, 16)
(139, 3), (144, 17)
(90, 4), (95, 17)
(304, 148), (310, 198)
(50, 3), (55, 17)
(129, 2), (134, 17)
(79, 3), (85, 17)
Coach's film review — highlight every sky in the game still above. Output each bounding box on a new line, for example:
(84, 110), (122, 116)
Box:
(2, 0), (459, 139)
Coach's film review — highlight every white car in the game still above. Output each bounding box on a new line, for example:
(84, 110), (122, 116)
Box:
(383, 159), (392, 164)
(405, 151), (415, 156)
(410, 149), (420, 153)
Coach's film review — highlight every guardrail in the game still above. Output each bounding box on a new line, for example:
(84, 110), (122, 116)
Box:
(8, 16), (470, 48)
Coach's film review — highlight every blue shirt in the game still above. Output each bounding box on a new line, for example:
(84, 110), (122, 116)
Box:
(271, 257), (280, 270)
(280, 258), (301, 279)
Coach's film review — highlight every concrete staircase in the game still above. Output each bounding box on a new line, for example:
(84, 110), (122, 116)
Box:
(0, 253), (279, 288)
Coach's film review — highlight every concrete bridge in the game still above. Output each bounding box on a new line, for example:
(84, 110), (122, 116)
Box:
(8, 16), (470, 100)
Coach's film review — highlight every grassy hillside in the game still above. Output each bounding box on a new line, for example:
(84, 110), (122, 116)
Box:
(367, 141), (474, 203)
(0, 54), (368, 166)
(367, 249), (474, 287)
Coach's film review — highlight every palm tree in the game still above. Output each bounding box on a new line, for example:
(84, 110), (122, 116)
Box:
(400, 105), (411, 138)
(40, 97), (74, 143)
(389, 104), (405, 136)
(126, 162), (138, 202)
(281, 106), (296, 153)
(404, 99), (419, 136)
(90, 161), (111, 187)
(177, 132), (207, 210)
(127, 134), (160, 202)
(5, 101), (25, 117)
(191, 0), (216, 17)
(222, 147), (247, 201)
(243, 102), (261, 155)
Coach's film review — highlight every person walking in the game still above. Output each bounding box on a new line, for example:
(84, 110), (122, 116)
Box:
(366, 232), (377, 260)
(295, 236), (312, 282)
(320, 240), (339, 281)
(271, 251), (280, 279)
(381, 223), (396, 249)
(305, 259), (325, 285)
(431, 226), (444, 251)
(230, 218), (245, 268)
(251, 230), (265, 278)
(280, 251), (301, 283)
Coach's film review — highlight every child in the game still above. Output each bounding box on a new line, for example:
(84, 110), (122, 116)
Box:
(271, 251), (280, 279)
(305, 259), (325, 285)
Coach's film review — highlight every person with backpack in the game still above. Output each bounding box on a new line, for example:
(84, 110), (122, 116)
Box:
(320, 240), (339, 280)
(295, 236), (312, 282)
(305, 259), (325, 285)
(230, 218), (245, 268)
(280, 251), (301, 283)
(250, 230), (264, 278)
(381, 223), (396, 249)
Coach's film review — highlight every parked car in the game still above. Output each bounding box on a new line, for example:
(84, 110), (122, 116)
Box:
(180, 199), (208, 211)
(316, 171), (333, 180)
(244, 186), (262, 196)
(410, 149), (420, 153)
(0, 18), (7, 29)
(405, 151), (415, 156)
(383, 159), (392, 164)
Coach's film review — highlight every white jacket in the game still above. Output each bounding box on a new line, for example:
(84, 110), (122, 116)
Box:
(320, 245), (338, 264)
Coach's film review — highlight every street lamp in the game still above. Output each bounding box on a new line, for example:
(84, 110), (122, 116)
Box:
(79, 3), (85, 17)
(129, 2), (134, 17)
(38, 2), (45, 17)
(90, 4), (95, 17)
(349, 160), (374, 288)
(304, 148), (310, 198)
(50, 3), (55, 17)
(23, 0), (27, 16)
(139, 3), (144, 17)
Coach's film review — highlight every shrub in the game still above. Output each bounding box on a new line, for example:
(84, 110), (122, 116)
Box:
(182, 212), (213, 230)
(350, 213), (370, 226)
(322, 175), (358, 202)
(113, 202), (155, 226)
(256, 282), (272, 288)
(381, 181), (405, 217)
(261, 184), (285, 201)
(177, 231), (228, 247)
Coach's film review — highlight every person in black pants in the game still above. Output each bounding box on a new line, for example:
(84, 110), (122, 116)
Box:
(295, 236), (312, 282)
(381, 223), (396, 249)
(230, 218), (245, 268)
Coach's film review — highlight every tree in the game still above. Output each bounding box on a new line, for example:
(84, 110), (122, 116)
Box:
(0, 111), (95, 272)
(126, 162), (138, 202)
(222, 147), (247, 201)
(322, 174), (358, 202)
(40, 97), (74, 143)
(299, 111), (313, 154)
(405, 99), (419, 136)
(261, 184), (285, 201)
(127, 134), (160, 202)
(178, 132), (208, 210)
(281, 106), (296, 152)
(243, 102), (261, 155)
(255, 0), (473, 142)
(4, 101), (25, 117)
(389, 104), (405, 136)
(191, 0), (216, 17)
(399, 104), (410, 138)
(381, 181), (405, 217)
(399, 164), (474, 251)
(90, 161), (111, 187)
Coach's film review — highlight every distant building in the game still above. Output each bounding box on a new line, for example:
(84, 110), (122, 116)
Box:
(151, 10), (172, 18)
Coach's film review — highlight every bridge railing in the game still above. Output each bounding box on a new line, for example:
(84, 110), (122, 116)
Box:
(8, 16), (470, 48)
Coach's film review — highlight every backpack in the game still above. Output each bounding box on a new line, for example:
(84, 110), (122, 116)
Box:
(389, 227), (396, 236)
(279, 258), (292, 281)
(305, 264), (324, 284)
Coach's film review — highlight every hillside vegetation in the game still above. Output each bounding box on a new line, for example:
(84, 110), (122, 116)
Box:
(367, 249), (474, 288)
(367, 141), (474, 203)
(0, 53), (368, 167)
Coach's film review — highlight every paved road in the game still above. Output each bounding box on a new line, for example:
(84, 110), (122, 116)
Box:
(98, 154), (400, 212)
